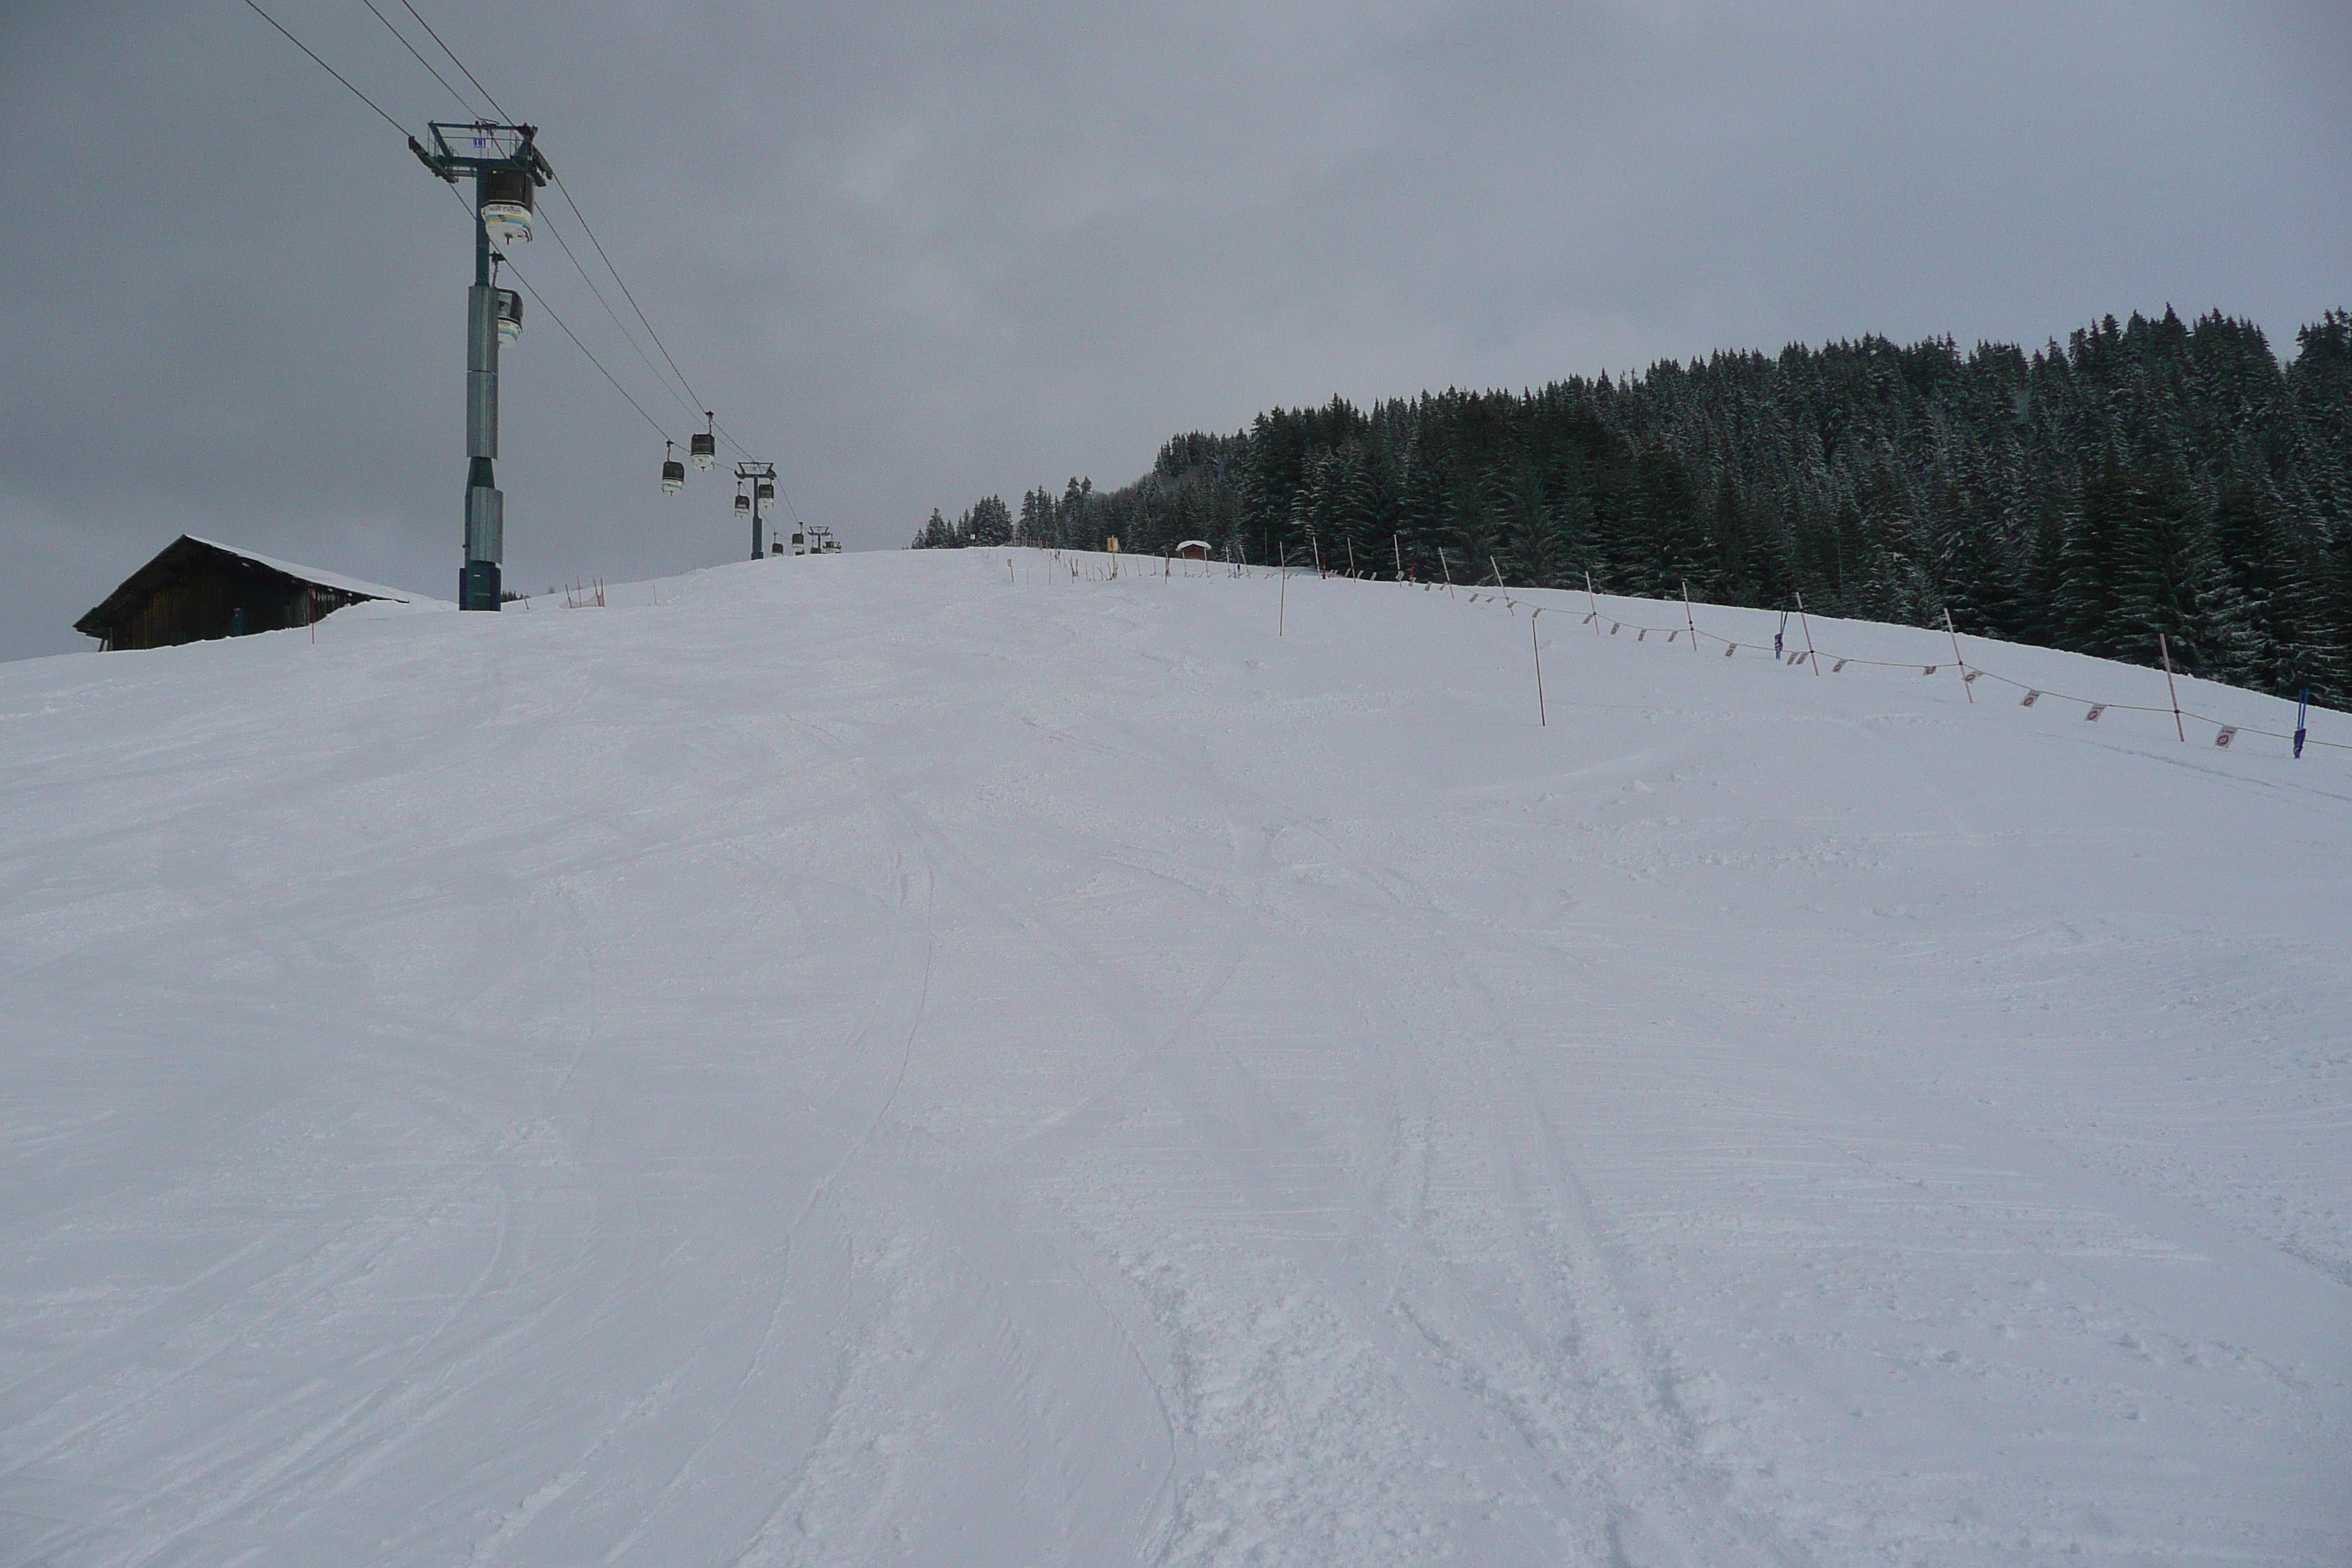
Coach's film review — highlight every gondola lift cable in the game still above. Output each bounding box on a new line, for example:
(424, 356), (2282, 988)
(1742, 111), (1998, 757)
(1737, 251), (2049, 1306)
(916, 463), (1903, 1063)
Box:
(255, 0), (788, 500)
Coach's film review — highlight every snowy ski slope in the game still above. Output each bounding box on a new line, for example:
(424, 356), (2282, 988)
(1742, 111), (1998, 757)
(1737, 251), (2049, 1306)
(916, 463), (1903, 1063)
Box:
(2, 549), (2346, 1566)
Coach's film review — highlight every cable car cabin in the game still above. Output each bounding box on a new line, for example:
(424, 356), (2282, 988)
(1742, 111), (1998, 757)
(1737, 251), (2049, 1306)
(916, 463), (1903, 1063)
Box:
(478, 167), (535, 247)
(74, 535), (424, 652)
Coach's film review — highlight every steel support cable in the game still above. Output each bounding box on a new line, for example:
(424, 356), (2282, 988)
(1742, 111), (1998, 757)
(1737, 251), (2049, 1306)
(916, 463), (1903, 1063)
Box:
(535, 206), (706, 425)
(270, 0), (774, 491)
(246, 0), (691, 466)
(397, 0), (512, 121)
(393, 0), (794, 508)
(707, 415), (801, 524)
(353, 0), (472, 113)
(431, 184), (676, 443)
(713, 416), (803, 523)
(244, 0), (412, 137)
(544, 170), (712, 417)
(396, 0), (726, 441)
(504, 260), (679, 442)
(396, 0), (775, 479)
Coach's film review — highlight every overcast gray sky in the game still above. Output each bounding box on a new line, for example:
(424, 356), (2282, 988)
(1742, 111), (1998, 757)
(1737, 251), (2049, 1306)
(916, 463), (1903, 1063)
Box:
(2, 0), (2346, 660)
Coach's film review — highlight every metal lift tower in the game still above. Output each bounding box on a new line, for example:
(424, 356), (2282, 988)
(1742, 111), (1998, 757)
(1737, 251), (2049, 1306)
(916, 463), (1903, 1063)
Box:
(736, 461), (777, 560)
(411, 122), (553, 611)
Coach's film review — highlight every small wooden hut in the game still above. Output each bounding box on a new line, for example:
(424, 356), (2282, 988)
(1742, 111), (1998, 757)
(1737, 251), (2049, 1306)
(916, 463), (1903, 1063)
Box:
(75, 535), (426, 652)
(1174, 540), (1211, 560)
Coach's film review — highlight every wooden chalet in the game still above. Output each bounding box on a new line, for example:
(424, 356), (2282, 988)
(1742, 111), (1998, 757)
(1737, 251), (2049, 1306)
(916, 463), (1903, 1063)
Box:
(75, 535), (429, 652)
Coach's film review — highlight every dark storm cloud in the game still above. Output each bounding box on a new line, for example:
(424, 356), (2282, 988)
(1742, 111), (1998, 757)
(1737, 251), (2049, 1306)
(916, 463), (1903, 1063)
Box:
(2, 0), (2346, 659)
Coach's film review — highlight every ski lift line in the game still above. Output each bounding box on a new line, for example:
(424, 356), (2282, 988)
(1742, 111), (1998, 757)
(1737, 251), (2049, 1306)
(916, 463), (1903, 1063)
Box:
(534, 205), (706, 423)
(398, 0), (780, 471)
(712, 418), (802, 521)
(704, 414), (798, 519)
(396, 0), (512, 121)
(352, 0), (472, 114)
(382, 0), (743, 453)
(242, 0), (414, 138)
(544, 169), (712, 415)
(506, 261), (678, 441)
(248, 0), (768, 475)
(432, 184), (678, 443)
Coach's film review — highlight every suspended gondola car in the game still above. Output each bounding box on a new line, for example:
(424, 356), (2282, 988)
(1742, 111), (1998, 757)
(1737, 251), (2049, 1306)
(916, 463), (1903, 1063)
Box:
(494, 287), (524, 347)
(661, 441), (686, 494)
(690, 413), (717, 472)
(734, 491), (750, 515)
(478, 167), (535, 247)
(755, 479), (775, 502)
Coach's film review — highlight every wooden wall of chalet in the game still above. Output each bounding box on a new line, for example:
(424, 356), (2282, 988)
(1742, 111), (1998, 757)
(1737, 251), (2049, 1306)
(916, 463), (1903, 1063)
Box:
(103, 571), (363, 651)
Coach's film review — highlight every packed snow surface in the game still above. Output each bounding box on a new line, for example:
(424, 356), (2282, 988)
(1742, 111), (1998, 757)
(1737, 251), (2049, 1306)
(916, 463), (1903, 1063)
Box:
(3, 550), (2347, 1567)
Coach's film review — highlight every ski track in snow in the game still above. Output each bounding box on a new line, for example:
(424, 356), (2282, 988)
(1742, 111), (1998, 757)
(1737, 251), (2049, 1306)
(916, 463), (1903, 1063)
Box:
(1, 550), (2346, 1566)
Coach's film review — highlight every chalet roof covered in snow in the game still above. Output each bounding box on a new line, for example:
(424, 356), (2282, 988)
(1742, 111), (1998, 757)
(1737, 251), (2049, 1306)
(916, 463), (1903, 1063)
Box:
(74, 534), (440, 650)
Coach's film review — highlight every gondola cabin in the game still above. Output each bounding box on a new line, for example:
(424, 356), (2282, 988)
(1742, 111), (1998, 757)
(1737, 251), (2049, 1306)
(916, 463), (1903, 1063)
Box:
(75, 535), (426, 652)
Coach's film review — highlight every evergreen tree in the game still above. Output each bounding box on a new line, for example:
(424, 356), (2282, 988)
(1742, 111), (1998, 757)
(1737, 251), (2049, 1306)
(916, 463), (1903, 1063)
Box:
(2207, 480), (2345, 696)
(2108, 466), (2218, 672)
(965, 495), (1014, 547)
(2053, 464), (2133, 657)
(910, 508), (954, 549)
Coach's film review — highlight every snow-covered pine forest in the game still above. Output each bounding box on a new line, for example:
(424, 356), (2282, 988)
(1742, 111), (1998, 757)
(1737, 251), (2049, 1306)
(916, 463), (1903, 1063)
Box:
(919, 306), (2352, 704)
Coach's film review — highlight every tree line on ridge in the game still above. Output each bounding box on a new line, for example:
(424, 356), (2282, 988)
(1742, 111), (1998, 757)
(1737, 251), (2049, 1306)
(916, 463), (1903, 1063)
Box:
(913, 306), (2352, 703)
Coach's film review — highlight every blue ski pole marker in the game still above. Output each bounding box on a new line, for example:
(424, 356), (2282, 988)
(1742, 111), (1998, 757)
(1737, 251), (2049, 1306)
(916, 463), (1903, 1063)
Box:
(2294, 687), (2308, 760)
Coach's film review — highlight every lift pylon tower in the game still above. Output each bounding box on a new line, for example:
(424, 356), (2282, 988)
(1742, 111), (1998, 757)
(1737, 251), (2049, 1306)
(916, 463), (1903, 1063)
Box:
(734, 461), (777, 560)
(412, 122), (554, 611)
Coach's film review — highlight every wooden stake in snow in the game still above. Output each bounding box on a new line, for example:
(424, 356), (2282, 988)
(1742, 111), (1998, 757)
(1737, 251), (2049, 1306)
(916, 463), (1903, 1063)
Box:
(1795, 591), (1821, 675)
(1489, 555), (1505, 589)
(1438, 547), (1455, 596)
(1393, 533), (1403, 581)
(1586, 570), (1602, 633)
(2160, 633), (2185, 742)
(1942, 606), (1973, 702)
(1681, 580), (1700, 653)
(1278, 548), (1287, 637)
(1531, 608), (1548, 727)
